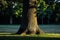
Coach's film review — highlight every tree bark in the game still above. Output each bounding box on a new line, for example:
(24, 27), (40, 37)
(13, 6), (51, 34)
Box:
(16, 0), (44, 34)
(10, 16), (13, 24)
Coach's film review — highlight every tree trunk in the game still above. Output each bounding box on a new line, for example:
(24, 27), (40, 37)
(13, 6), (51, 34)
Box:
(10, 16), (13, 24)
(16, 0), (44, 34)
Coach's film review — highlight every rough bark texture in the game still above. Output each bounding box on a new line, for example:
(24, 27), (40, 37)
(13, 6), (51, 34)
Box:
(16, 0), (44, 34)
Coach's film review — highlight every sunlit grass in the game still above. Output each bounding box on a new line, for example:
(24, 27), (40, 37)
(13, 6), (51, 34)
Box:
(0, 33), (12, 34)
(0, 33), (60, 38)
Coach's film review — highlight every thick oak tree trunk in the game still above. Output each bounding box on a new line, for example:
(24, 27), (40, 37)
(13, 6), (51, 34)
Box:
(16, 0), (44, 34)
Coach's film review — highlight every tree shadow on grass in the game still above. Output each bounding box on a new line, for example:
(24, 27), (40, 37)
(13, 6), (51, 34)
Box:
(0, 36), (60, 40)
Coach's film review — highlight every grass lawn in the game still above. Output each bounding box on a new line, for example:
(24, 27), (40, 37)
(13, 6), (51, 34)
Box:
(0, 33), (60, 40)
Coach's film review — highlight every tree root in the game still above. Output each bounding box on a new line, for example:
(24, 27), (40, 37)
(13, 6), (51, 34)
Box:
(16, 27), (44, 35)
(36, 26), (44, 34)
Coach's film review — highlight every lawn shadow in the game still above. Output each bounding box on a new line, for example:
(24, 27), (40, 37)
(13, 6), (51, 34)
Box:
(0, 36), (60, 40)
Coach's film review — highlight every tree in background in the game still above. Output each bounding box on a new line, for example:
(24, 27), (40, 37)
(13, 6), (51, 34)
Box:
(38, 0), (56, 24)
(44, 0), (55, 24)
(54, 0), (60, 24)
(1, 0), (23, 24)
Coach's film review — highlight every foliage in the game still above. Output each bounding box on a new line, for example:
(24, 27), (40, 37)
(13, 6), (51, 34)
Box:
(0, 33), (60, 38)
(1, 0), (60, 24)
(43, 0), (55, 5)
(14, 3), (23, 17)
(1, 0), (23, 17)
(1, 0), (60, 18)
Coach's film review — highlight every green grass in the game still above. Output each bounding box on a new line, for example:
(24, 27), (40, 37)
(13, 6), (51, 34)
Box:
(0, 36), (60, 40)
(0, 33), (60, 40)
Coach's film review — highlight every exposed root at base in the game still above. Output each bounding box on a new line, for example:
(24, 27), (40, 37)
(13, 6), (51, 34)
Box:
(16, 26), (44, 35)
